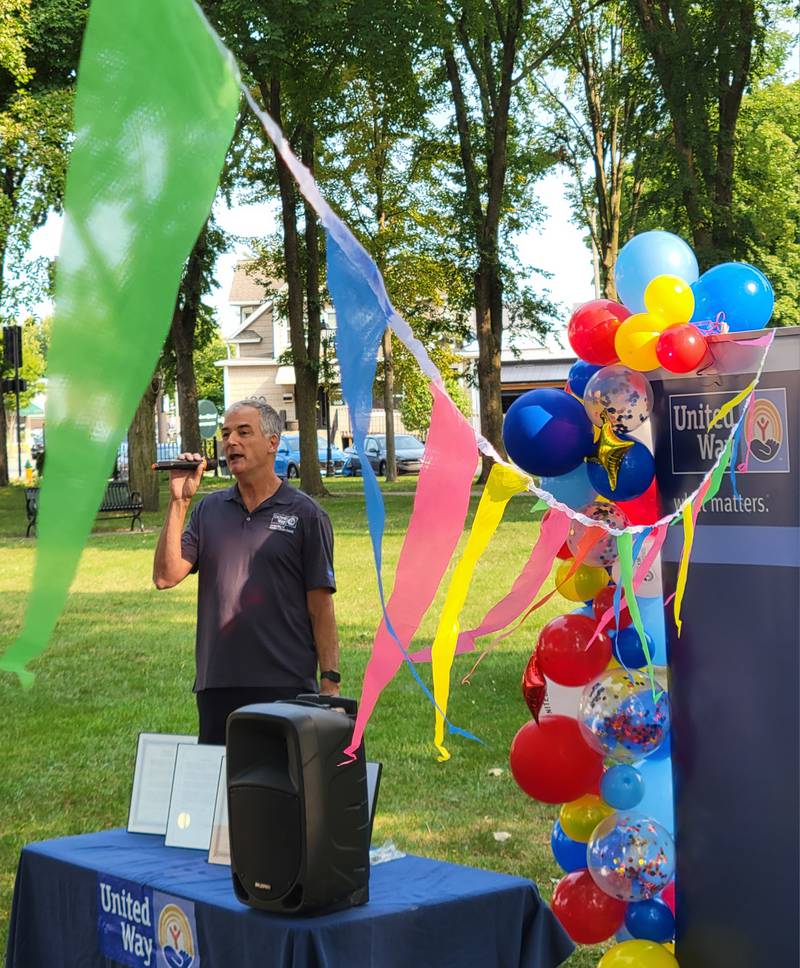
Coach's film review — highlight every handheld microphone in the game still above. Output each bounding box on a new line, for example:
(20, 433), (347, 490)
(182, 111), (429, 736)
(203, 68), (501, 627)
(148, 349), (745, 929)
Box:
(151, 459), (218, 471)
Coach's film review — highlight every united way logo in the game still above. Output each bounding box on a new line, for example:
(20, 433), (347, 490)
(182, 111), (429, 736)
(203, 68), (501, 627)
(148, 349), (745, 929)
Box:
(747, 395), (783, 463)
(157, 903), (195, 968)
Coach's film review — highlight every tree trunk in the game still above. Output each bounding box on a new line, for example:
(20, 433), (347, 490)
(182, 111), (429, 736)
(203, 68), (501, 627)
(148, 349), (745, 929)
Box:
(172, 309), (201, 455)
(266, 80), (326, 498)
(129, 374), (160, 512)
(171, 221), (212, 455)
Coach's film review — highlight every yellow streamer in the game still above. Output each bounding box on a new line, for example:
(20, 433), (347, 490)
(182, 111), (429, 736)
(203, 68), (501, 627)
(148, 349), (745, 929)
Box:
(673, 502), (696, 637)
(432, 463), (529, 760)
(707, 380), (756, 431)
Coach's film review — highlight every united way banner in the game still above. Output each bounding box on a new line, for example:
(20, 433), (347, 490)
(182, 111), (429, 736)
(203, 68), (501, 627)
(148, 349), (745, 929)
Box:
(651, 328), (800, 968)
(97, 873), (199, 968)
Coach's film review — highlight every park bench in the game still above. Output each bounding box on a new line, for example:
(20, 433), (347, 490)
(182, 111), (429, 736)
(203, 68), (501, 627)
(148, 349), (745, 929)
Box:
(25, 481), (144, 537)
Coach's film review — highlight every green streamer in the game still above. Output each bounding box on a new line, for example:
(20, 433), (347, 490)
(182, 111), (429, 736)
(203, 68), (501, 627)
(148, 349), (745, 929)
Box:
(0, 0), (239, 684)
(701, 435), (735, 508)
(616, 531), (660, 698)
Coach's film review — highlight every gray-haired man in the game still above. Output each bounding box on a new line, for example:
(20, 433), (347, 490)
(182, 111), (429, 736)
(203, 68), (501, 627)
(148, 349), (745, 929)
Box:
(153, 399), (340, 744)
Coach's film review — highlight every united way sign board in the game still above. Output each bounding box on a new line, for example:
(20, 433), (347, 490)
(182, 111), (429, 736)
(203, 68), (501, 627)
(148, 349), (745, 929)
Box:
(650, 328), (800, 968)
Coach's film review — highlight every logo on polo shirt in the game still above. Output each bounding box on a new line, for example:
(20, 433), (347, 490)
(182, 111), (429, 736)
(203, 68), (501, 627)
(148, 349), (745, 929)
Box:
(269, 512), (299, 533)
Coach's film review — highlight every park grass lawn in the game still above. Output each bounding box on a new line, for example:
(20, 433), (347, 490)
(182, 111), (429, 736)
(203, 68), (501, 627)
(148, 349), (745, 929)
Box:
(0, 478), (606, 966)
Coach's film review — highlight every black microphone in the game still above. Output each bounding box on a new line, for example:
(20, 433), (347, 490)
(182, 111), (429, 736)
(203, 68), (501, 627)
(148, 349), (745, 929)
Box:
(151, 459), (218, 471)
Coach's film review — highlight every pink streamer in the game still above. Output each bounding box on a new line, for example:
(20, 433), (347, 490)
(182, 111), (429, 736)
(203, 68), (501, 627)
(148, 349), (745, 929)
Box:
(591, 525), (669, 644)
(345, 384), (478, 756)
(409, 510), (571, 662)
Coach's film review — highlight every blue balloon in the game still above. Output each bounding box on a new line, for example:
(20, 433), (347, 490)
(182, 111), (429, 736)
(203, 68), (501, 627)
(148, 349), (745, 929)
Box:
(691, 262), (774, 332)
(625, 899), (675, 943)
(550, 820), (588, 873)
(615, 231), (699, 314)
(586, 439), (655, 501)
(567, 360), (602, 399)
(614, 627), (654, 669)
(503, 389), (594, 477)
(601, 764), (645, 810)
(541, 463), (596, 509)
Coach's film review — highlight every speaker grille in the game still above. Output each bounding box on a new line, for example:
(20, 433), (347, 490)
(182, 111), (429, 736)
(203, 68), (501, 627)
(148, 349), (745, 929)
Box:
(229, 785), (302, 901)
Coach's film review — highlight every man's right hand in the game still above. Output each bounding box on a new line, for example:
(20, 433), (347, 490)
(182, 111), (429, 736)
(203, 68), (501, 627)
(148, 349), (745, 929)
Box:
(169, 452), (206, 502)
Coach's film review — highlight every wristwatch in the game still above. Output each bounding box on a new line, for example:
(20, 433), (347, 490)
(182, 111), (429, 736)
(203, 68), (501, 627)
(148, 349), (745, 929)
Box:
(320, 670), (341, 684)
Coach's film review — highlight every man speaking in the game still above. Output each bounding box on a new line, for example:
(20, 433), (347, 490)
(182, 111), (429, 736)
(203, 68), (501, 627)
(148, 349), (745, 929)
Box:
(153, 399), (340, 744)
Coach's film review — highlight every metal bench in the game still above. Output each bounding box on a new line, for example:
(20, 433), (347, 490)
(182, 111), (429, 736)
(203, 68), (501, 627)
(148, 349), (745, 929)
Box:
(25, 481), (144, 536)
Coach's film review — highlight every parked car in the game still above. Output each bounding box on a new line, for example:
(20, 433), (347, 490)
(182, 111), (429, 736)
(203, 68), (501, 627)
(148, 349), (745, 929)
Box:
(342, 434), (425, 477)
(115, 441), (180, 478)
(277, 432), (347, 478)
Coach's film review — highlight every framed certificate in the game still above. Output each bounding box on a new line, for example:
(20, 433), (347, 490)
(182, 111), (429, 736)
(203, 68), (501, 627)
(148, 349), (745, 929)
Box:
(207, 756), (230, 866)
(164, 744), (225, 850)
(127, 733), (198, 835)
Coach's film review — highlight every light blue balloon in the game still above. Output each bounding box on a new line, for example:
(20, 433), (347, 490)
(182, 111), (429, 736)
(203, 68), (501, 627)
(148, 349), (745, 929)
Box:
(638, 596), (668, 666)
(540, 463), (595, 510)
(601, 764), (645, 810)
(690, 262), (774, 331)
(634, 750), (674, 835)
(615, 231), (699, 314)
(616, 925), (635, 943)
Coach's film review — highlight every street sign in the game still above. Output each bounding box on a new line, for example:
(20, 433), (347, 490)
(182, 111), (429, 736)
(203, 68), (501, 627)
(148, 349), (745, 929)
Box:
(197, 399), (219, 439)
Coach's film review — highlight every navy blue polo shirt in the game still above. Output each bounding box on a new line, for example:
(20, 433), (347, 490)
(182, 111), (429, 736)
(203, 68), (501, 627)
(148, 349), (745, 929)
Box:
(180, 482), (336, 692)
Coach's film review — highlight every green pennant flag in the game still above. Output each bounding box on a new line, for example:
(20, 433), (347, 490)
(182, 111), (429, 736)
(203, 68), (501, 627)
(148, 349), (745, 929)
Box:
(0, 0), (239, 684)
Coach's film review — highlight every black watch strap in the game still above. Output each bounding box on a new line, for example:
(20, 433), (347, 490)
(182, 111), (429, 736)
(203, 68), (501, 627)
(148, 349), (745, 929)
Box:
(320, 669), (341, 684)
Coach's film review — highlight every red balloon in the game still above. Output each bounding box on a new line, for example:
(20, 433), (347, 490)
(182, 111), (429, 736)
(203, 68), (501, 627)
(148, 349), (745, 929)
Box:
(552, 869), (627, 944)
(592, 585), (633, 630)
(521, 649), (547, 722)
(617, 478), (659, 525)
(509, 715), (604, 804)
(656, 323), (708, 373)
(568, 300), (630, 365)
(536, 614), (612, 686)
(661, 881), (676, 914)
(556, 541), (572, 560)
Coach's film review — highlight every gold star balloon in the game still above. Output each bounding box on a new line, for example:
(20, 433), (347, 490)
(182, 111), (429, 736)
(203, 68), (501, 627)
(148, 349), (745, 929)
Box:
(586, 414), (634, 491)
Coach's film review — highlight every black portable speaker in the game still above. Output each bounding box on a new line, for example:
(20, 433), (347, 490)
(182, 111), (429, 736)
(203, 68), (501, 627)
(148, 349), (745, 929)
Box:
(226, 696), (370, 915)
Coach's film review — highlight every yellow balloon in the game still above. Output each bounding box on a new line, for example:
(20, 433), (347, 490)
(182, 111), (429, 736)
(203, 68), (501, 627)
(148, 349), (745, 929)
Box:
(555, 561), (609, 602)
(645, 274), (695, 324)
(614, 313), (666, 371)
(663, 943), (676, 954)
(607, 656), (622, 669)
(559, 794), (615, 842)
(598, 940), (679, 967)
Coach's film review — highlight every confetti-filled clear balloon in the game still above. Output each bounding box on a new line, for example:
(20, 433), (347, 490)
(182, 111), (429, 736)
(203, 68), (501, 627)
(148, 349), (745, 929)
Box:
(579, 669), (670, 763)
(584, 365), (654, 435)
(587, 812), (676, 901)
(567, 501), (629, 568)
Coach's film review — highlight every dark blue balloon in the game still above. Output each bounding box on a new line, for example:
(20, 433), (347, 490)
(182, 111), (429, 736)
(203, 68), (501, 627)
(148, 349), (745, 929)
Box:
(691, 262), (774, 332)
(614, 626), (654, 669)
(567, 360), (602, 399)
(601, 764), (645, 810)
(586, 438), (655, 501)
(550, 820), (588, 873)
(503, 389), (594, 477)
(625, 898), (675, 943)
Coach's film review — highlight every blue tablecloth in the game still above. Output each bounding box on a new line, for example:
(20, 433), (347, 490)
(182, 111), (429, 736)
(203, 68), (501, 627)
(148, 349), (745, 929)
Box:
(5, 829), (573, 968)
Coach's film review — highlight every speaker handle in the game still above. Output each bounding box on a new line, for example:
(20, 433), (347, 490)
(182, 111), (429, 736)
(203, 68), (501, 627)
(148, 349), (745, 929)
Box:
(294, 693), (358, 716)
